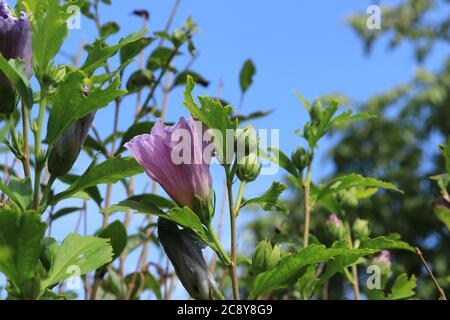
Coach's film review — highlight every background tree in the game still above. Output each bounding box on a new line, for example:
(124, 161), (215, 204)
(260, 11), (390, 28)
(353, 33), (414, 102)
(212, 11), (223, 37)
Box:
(249, 0), (450, 299)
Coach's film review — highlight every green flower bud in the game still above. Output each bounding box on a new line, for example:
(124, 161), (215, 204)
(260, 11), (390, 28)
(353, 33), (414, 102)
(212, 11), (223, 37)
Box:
(310, 100), (323, 126)
(267, 244), (281, 270)
(372, 250), (392, 276)
(326, 214), (346, 240)
(291, 146), (310, 172)
(352, 218), (370, 239)
(235, 126), (259, 160)
(237, 152), (261, 182)
(252, 240), (275, 274)
(193, 194), (214, 226)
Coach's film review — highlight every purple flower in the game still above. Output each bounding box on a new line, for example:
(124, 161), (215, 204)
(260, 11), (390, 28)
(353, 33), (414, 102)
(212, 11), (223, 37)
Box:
(0, 0), (32, 84)
(125, 116), (213, 210)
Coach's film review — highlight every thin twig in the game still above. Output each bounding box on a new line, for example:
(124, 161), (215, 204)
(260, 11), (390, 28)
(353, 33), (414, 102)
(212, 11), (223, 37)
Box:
(415, 247), (447, 300)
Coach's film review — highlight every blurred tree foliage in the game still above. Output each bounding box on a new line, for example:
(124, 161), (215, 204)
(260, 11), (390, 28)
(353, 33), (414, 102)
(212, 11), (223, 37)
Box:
(248, 0), (449, 299)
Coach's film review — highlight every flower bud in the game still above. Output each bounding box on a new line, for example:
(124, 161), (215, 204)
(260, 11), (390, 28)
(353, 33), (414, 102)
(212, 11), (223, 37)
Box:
(310, 100), (323, 126)
(237, 152), (261, 182)
(192, 194), (214, 226)
(291, 146), (310, 172)
(0, 2), (32, 114)
(326, 214), (346, 240)
(48, 113), (95, 177)
(352, 218), (370, 239)
(267, 244), (281, 270)
(372, 250), (392, 276)
(158, 219), (218, 300)
(252, 240), (280, 274)
(235, 126), (258, 160)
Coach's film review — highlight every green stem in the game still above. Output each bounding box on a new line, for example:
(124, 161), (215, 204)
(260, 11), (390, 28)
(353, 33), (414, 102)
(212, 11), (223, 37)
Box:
(225, 167), (240, 300)
(21, 103), (31, 178)
(346, 230), (360, 300)
(207, 223), (231, 265)
(303, 165), (312, 247)
(39, 175), (56, 212)
(32, 89), (47, 209)
(235, 181), (247, 217)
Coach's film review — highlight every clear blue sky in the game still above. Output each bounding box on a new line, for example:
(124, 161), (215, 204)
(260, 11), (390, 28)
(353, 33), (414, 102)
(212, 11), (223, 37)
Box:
(2, 0), (448, 299)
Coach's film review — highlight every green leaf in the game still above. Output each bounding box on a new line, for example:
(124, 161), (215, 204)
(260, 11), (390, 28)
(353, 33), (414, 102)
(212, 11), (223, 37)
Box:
(120, 37), (154, 65)
(331, 109), (377, 127)
(251, 244), (350, 299)
(173, 71), (209, 88)
(126, 69), (154, 94)
(105, 194), (175, 211)
(183, 75), (238, 163)
(232, 109), (273, 124)
(264, 147), (299, 178)
(82, 27), (148, 74)
(146, 46), (180, 71)
(240, 59), (256, 94)
(0, 180), (24, 211)
(294, 91), (310, 112)
(50, 157), (143, 204)
(438, 137), (450, 176)
(104, 202), (221, 258)
(309, 101), (339, 148)
(46, 70), (126, 144)
(0, 209), (46, 289)
(100, 22), (120, 38)
(7, 177), (33, 210)
(360, 234), (415, 252)
(25, 0), (68, 75)
(41, 233), (113, 289)
(0, 55), (33, 109)
(125, 271), (162, 300)
(434, 200), (450, 231)
(97, 221), (127, 261)
(388, 274), (416, 300)
(49, 207), (82, 222)
(316, 174), (402, 202)
(309, 241), (374, 297)
(58, 174), (103, 207)
(241, 182), (289, 214)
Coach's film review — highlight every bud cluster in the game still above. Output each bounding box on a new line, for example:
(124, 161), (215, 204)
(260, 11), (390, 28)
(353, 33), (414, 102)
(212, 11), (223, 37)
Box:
(252, 240), (281, 275)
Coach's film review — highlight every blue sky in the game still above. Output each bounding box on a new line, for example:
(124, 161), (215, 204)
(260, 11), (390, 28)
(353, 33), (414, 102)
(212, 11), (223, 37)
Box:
(2, 0), (448, 299)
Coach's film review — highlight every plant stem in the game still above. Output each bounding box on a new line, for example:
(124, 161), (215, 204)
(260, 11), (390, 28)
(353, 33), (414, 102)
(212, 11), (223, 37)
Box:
(32, 90), (47, 209)
(207, 223), (231, 265)
(21, 104), (31, 177)
(225, 168), (240, 300)
(39, 175), (56, 211)
(303, 165), (312, 247)
(415, 247), (447, 300)
(346, 231), (360, 300)
(234, 181), (247, 217)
